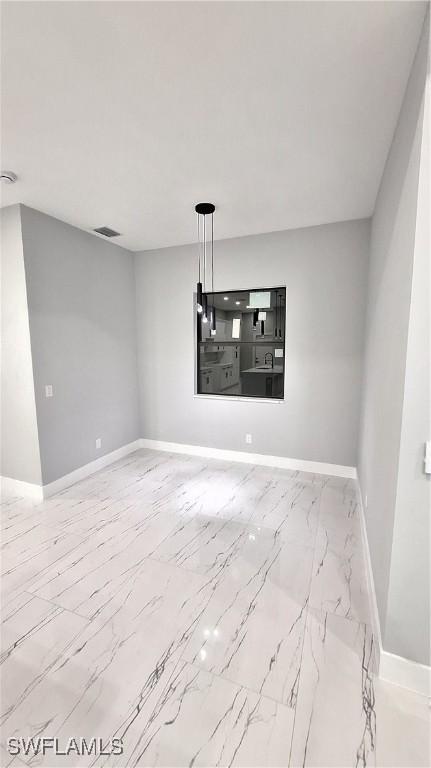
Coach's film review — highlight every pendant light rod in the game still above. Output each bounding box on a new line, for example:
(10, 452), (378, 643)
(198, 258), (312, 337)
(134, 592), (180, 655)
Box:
(196, 215), (203, 313)
(197, 215), (201, 284)
(211, 212), (214, 295)
(195, 202), (216, 326)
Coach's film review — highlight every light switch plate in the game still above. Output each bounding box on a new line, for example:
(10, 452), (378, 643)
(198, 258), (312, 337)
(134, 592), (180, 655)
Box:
(95, 438), (102, 450)
(45, 385), (53, 398)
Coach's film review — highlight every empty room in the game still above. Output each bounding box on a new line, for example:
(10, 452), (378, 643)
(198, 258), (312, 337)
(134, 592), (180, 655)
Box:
(0, 1), (429, 766)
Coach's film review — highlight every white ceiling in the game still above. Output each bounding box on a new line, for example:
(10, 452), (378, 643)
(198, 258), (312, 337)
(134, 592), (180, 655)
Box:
(1, 1), (427, 251)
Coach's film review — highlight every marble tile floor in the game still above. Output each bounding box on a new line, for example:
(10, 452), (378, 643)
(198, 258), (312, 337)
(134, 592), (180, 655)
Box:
(0, 449), (429, 767)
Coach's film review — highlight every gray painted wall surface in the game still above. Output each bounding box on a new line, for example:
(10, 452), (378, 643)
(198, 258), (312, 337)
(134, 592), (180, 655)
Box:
(135, 219), (370, 467)
(385, 64), (430, 665)
(0, 205), (42, 484)
(358, 18), (429, 663)
(20, 206), (141, 485)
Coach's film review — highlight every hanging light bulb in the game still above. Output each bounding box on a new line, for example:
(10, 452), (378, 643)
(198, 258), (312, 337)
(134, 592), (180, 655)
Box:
(195, 203), (216, 328)
(202, 292), (208, 323)
(279, 295), (283, 337)
(197, 282), (203, 313)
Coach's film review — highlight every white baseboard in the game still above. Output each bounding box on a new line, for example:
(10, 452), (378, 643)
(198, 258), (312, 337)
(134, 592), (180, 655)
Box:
(139, 438), (357, 479)
(1, 475), (44, 501)
(2, 439), (353, 502)
(379, 650), (430, 697)
(1, 440), (141, 501)
(42, 440), (142, 498)
(357, 480), (430, 697)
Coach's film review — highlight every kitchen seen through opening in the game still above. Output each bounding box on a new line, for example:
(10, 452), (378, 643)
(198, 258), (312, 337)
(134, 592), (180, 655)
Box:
(196, 288), (286, 399)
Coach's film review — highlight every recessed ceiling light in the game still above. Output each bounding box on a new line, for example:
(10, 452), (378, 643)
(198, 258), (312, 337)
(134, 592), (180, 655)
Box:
(224, 296), (229, 301)
(1, 170), (18, 184)
(235, 301), (241, 305)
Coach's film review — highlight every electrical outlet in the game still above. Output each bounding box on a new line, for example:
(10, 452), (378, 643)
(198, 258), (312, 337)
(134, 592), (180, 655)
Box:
(245, 433), (252, 445)
(95, 438), (102, 450)
(45, 385), (53, 398)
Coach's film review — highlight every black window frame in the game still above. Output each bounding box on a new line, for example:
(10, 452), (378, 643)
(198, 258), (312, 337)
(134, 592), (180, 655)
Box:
(195, 286), (286, 401)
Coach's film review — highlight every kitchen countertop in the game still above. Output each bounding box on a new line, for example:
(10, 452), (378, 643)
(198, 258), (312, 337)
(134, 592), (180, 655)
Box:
(242, 365), (283, 374)
(201, 363), (233, 372)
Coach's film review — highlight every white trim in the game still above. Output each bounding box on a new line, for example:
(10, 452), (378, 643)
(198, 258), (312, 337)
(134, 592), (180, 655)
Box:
(379, 650), (430, 697)
(357, 480), (430, 696)
(42, 440), (142, 498)
(193, 394), (284, 404)
(1, 475), (43, 501)
(1, 440), (141, 501)
(139, 438), (357, 479)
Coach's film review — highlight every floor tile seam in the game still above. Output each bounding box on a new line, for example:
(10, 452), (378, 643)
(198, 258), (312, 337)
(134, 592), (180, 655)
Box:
(21, 589), (95, 623)
(0, 598), (78, 661)
(180, 655), (302, 713)
(142, 542), (317, 587)
(11, 488), (323, 537)
(143, 505), (320, 543)
(306, 601), (375, 634)
(23, 553), (213, 623)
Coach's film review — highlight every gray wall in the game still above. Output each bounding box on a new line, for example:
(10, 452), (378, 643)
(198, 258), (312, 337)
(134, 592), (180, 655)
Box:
(135, 219), (370, 467)
(0, 205), (42, 484)
(385, 53), (430, 666)
(20, 205), (141, 485)
(358, 17), (429, 664)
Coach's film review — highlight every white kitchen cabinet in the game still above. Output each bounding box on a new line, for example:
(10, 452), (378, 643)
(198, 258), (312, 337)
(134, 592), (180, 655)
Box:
(216, 318), (227, 341)
(200, 368), (214, 393)
(231, 345), (240, 385)
(219, 363), (233, 390)
(201, 319), (211, 340)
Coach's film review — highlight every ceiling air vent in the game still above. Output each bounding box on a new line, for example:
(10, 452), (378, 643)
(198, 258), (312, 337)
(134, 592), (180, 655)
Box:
(93, 226), (121, 238)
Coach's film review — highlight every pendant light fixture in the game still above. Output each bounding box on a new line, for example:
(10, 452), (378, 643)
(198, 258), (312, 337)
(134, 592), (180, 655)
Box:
(279, 294), (284, 338)
(195, 203), (216, 330)
(275, 290), (279, 337)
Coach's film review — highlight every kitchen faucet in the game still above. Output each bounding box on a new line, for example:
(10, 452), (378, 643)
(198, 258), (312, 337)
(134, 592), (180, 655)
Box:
(264, 352), (274, 368)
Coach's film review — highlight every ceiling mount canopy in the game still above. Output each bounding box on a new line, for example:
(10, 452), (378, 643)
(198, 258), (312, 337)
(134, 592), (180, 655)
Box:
(195, 202), (215, 216)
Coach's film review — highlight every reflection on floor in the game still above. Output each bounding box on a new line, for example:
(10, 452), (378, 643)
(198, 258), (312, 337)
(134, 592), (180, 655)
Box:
(1, 450), (429, 767)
